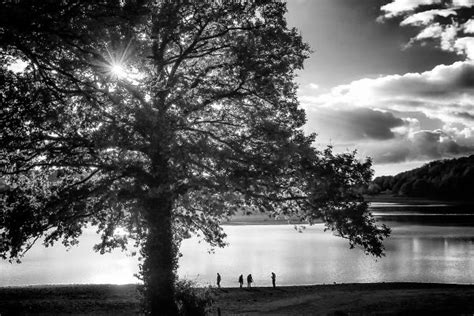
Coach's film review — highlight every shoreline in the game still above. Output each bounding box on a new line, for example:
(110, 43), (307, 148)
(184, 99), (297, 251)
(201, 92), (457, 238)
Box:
(3, 280), (473, 289)
(2, 198), (473, 314)
(223, 195), (474, 225)
(1, 282), (473, 315)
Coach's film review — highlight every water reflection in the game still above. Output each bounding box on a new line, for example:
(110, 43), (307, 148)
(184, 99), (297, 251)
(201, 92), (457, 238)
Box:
(178, 223), (474, 287)
(0, 228), (139, 286)
(1, 221), (473, 287)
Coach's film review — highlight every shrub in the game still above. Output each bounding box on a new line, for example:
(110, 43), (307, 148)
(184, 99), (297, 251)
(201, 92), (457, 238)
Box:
(175, 279), (215, 316)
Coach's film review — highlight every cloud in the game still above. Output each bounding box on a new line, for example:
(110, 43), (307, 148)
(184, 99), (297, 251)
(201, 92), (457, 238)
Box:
(301, 61), (474, 163)
(381, 0), (474, 59)
(361, 130), (474, 163)
(400, 9), (457, 26)
(380, 0), (442, 18)
(454, 111), (474, 120)
(454, 37), (474, 59)
(390, 110), (445, 130)
(305, 61), (474, 126)
(305, 108), (405, 141)
(464, 19), (474, 33)
(453, 0), (474, 6)
(299, 0), (474, 168)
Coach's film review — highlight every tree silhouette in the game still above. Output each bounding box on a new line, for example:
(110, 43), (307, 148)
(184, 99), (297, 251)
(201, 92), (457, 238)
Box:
(0, 1), (390, 314)
(370, 155), (474, 200)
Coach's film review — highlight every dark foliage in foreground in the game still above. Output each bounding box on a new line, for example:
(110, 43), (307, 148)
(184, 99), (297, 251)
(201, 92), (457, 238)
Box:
(174, 280), (215, 316)
(1, 0), (389, 314)
(368, 155), (474, 201)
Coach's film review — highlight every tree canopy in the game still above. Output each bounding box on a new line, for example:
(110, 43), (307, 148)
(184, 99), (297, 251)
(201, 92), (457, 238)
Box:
(369, 155), (474, 200)
(1, 1), (390, 314)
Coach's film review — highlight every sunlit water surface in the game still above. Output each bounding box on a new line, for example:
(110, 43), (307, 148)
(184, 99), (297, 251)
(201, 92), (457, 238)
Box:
(1, 205), (474, 287)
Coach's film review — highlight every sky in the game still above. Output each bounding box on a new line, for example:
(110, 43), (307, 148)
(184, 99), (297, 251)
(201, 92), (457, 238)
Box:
(285, 0), (474, 176)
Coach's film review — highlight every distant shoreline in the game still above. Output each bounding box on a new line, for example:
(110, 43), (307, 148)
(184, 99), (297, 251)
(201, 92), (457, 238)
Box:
(223, 194), (474, 225)
(363, 194), (470, 205)
(1, 282), (473, 315)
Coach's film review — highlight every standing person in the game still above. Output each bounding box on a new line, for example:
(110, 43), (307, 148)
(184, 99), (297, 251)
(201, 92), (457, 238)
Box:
(247, 274), (253, 288)
(238, 274), (244, 288)
(271, 272), (276, 288)
(217, 273), (221, 288)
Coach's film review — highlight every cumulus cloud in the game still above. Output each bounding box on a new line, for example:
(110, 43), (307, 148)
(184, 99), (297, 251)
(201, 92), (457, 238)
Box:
(380, 0), (442, 18)
(381, 0), (474, 59)
(453, 0), (474, 6)
(302, 61), (474, 163)
(305, 61), (474, 126)
(400, 9), (457, 26)
(454, 37), (474, 59)
(305, 108), (405, 141)
(464, 19), (474, 33)
(361, 130), (474, 163)
(299, 0), (474, 168)
(454, 111), (474, 120)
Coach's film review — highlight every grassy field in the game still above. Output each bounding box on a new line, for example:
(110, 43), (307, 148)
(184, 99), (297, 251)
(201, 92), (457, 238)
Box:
(1, 283), (474, 315)
(0, 284), (141, 315)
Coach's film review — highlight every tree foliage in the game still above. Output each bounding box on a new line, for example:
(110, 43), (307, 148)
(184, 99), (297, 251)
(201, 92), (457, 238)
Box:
(1, 0), (390, 314)
(370, 155), (474, 200)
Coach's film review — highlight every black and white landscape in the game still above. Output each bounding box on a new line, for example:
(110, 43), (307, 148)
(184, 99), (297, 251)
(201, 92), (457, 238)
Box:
(1, 0), (473, 315)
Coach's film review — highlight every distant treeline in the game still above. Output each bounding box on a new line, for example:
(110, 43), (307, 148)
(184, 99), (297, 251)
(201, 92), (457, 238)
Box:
(367, 155), (474, 201)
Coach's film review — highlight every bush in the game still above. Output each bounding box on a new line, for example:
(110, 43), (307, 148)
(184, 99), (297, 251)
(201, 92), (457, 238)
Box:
(175, 279), (215, 316)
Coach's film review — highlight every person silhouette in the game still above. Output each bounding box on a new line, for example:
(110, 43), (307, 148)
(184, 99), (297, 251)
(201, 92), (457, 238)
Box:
(271, 272), (276, 288)
(238, 274), (244, 288)
(247, 274), (253, 288)
(217, 273), (221, 288)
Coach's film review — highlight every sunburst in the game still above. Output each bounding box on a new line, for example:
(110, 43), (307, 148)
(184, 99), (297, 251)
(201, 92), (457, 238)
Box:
(109, 63), (127, 79)
(95, 39), (134, 80)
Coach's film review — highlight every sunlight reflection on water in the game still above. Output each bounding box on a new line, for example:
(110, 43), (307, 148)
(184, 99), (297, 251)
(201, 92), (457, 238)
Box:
(178, 224), (474, 287)
(1, 222), (473, 286)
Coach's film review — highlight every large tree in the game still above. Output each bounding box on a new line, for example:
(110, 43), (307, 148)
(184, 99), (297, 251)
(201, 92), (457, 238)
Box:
(0, 1), (390, 315)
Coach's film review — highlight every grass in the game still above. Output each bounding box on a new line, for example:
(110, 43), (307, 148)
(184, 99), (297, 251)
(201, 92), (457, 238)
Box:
(0, 284), (141, 315)
(1, 283), (474, 315)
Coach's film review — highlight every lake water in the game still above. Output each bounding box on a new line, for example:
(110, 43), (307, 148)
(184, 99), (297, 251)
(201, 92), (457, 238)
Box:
(1, 204), (473, 287)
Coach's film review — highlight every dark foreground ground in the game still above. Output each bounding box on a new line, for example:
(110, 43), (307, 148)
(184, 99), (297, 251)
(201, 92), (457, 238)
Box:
(1, 283), (473, 315)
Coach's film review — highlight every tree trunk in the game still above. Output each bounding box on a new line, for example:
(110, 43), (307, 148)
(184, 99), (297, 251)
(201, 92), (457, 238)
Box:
(142, 195), (178, 316)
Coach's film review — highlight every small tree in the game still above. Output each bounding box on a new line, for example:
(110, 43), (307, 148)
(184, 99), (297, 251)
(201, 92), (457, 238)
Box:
(0, 1), (390, 314)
